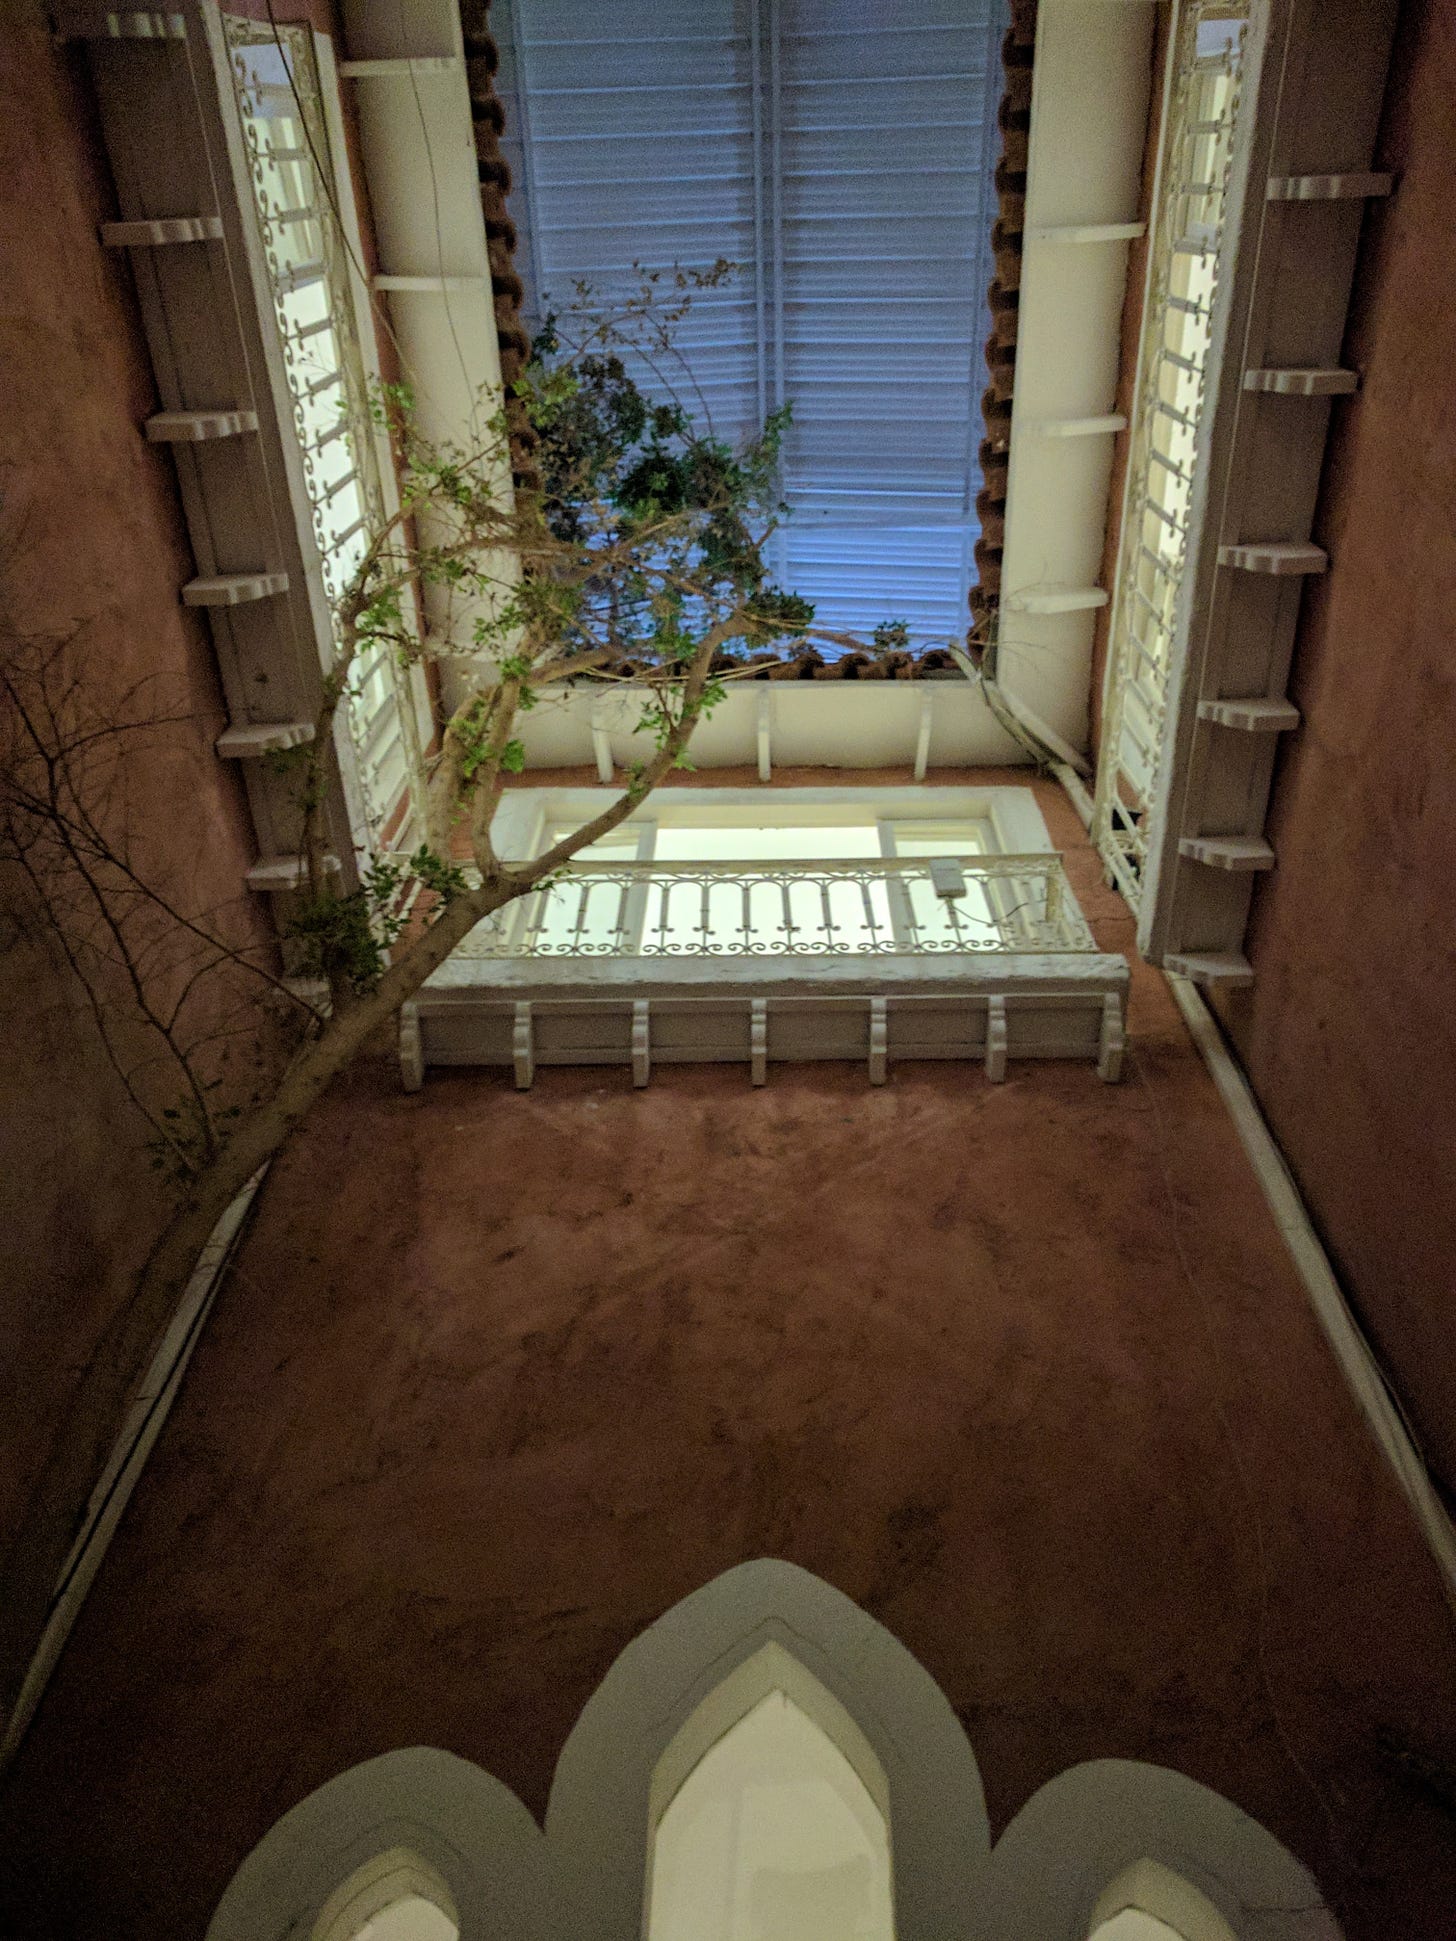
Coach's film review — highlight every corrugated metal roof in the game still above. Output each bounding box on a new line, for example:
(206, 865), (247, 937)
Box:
(490, 0), (1010, 656)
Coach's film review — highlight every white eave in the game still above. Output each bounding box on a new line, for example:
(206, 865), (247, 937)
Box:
(514, 678), (1024, 778)
(996, 0), (1157, 756)
(336, 0), (510, 650)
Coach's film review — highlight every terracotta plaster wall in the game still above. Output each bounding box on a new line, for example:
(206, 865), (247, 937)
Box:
(1211, 0), (1456, 1490)
(0, 772), (1454, 1940)
(0, 13), (276, 1605)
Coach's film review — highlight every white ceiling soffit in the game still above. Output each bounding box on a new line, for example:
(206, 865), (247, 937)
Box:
(517, 681), (1025, 775)
(996, 0), (1156, 755)
(337, 0), (511, 645)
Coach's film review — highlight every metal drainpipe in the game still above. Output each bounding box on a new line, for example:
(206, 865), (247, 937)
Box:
(0, 1168), (270, 1770)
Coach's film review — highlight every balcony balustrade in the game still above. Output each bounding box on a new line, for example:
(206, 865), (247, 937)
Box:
(452, 854), (1097, 963)
(403, 850), (1126, 1089)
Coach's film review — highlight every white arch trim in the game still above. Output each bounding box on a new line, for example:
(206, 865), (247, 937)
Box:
(644, 1639), (892, 1831)
(545, 1559), (990, 1941)
(311, 1846), (459, 1941)
(205, 1748), (552, 1941)
(1090, 1858), (1238, 1941)
(979, 1759), (1342, 1941)
(208, 1564), (1342, 1941)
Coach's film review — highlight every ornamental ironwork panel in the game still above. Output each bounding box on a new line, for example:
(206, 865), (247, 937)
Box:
(1093, 2), (1251, 910)
(451, 854), (1096, 960)
(224, 16), (424, 845)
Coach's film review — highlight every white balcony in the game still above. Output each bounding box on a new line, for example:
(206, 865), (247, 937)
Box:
(402, 851), (1127, 1089)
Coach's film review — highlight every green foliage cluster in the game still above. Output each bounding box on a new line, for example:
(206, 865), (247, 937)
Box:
(285, 846), (466, 1000)
(514, 271), (818, 666)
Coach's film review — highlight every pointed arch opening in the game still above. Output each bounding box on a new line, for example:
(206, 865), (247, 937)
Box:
(310, 1847), (459, 1941)
(645, 1642), (894, 1941)
(1087, 1858), (1238, 1941)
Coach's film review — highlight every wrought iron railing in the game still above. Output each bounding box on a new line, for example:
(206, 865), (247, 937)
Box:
(1093, 1), (1251, 908)
(452, 855), (1097, 960)
(224, 17), (426, 847)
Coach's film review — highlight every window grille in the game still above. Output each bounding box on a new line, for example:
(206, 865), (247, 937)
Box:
(453, 852), (1092, 960)
(1092, 4), (1250, 909)
(224, 19), (427, 846)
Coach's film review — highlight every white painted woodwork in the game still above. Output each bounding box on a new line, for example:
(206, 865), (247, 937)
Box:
(912, 687), (934, 782)
(371, 273), (488, 293)
(984, 994), (1008, 1083)
(1177, 835), (1276, 871)
(1265, 171), (1395, 200)
(338, 56), (463, 78)
(997, 1), (1158, 753)
(589, 697), (614, 784)
(1095, 0), (1398, 984)
(308, 33), (436, 844)
(339, 0), (513, 667)
(517, 677), (1023, 772)
(484, 783), (1064, 883)
(409, 787), (1121, 1085)
(1003, 587), (1108, 615)
(1216, 540), (1328, 575)
(101, 215), (222, 245)
(749, 999), (768, 1086)
(1162, 950), (1255, 988)
(215, 721), (315, 758)
(1037, 413), (1129, 438)
(631, 1000), (651, 1088)
(512, 1002), (534, 1090)
(181, 571), (290, 606)
(1241, 367), (1358, 395)
(1024, 221), (1146, 245)
(404, 960), (1129, 1090)
(868, 997), (889, 1085)
(1196, 695), (1300, 732)
(72, 3), (376, 921)
(145, 407), (258, 440)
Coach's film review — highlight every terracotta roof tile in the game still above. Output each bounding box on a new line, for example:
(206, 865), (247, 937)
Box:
(967, 1), (1037, 664)
(457, 0), (540, 494)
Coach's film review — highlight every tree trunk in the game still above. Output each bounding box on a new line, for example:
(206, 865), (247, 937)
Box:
(0, 881), (496, 1727)
(0, 626), (722, 1733)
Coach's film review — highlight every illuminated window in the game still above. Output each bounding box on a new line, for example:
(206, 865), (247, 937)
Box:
(647, 1687), (894, 1941)
(1087, 1858), (1237, 1941)
(310, 1849), (458, 1941)
(1091, 1915), (1186, 1941)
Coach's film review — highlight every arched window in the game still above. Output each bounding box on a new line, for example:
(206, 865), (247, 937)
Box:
(310, 1847), (459, 1941)
(1087, 1858), (1238, 1941)
(1091, 1917), (1187, 1941)
(645, 1647), (894, 1941)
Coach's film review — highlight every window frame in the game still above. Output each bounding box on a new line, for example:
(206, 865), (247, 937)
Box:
(491, 785), (1059, 958)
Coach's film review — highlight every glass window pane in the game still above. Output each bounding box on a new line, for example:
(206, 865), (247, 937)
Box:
(653, 822), (881, 862)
